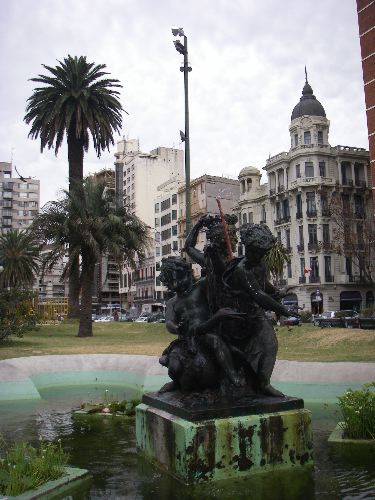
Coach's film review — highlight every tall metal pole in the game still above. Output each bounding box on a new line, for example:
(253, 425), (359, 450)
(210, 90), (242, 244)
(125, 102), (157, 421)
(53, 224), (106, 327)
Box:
(182, 35), (191, 232)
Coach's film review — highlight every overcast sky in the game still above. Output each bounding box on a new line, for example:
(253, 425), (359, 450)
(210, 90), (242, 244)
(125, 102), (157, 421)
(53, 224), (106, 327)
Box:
(0, 0), (367, 206)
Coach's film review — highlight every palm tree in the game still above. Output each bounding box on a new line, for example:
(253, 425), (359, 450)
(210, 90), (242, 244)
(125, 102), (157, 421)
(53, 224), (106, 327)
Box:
(24, 55), (124, 317)
(263, 239), (290, 286)
(32, 179), (150, 337)
(0, 230), (40, 288)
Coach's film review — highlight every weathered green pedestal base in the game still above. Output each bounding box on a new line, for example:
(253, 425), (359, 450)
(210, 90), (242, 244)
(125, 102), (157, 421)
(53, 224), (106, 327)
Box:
(136, 403), (313, 484)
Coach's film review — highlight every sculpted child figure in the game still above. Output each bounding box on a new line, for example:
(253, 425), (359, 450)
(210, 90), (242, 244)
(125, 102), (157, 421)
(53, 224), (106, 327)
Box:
(158, 256), (244, 393)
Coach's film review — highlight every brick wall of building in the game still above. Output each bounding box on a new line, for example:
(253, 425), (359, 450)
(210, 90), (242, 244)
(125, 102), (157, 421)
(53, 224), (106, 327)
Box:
(357, 0), (375, 209)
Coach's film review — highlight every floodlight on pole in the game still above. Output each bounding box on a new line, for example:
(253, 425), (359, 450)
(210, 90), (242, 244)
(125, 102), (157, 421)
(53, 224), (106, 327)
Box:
(171, 26), (192, 233)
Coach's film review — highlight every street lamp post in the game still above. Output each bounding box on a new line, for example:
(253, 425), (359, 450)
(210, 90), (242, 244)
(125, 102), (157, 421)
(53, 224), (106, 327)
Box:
(172, 27), (192, 232)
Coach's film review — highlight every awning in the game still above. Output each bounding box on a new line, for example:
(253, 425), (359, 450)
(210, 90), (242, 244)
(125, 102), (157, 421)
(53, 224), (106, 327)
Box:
(340, 291), (362, 301)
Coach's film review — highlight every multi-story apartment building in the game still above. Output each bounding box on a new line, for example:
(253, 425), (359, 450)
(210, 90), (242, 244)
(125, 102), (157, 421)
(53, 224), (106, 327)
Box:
(0, 162), (40, 234)
(115, 139), (184, 312)
(237, 78), (374, 313)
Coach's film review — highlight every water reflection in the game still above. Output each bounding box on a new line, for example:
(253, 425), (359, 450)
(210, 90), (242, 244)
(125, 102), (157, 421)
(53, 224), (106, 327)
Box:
(0, 388), (374, 499)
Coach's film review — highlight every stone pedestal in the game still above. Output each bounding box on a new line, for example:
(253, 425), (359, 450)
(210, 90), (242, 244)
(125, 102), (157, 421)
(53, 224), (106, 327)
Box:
(136, 403), (313, 484)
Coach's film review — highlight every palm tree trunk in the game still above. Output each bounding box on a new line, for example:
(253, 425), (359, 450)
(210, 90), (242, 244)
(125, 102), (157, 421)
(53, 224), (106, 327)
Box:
(67, 122), (84, 318)
(77, 257), (94, 337)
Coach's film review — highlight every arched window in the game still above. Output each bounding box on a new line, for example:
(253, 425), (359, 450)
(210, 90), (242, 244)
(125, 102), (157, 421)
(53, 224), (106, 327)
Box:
(304, 131), (311, 144)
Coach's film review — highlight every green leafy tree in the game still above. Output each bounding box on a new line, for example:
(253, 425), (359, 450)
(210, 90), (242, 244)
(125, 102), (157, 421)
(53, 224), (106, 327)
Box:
(24, 55), (124, 317)
(0, 288), (38, 341)
(32, 179), (150, 337)
(263, 239), (290, 286)
(0, 230), (40, 288)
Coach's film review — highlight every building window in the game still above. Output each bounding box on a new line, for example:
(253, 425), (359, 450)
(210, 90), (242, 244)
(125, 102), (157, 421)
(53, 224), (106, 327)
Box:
(319, 161), (326, 177)
(172, 194), (177, 204)
(306, 192), (316, 214)
(261, 205), (266, 223)
(155, 247), (160, 257)
(155, 232), (160, 242)
(155, 218), (160, 227)
(172, 240), (178, 251)
(172, 225), (178, 236)
(155, 203), (160, 213)
(317, 131), (323, 144)
(305, 162), (314, 178)
(282, 199), (290, 219)
(277, 231), (281, 243)
(287, 261), (292, 278)
(161, 213), (171, 226)
(296, 164), (300, 178)
(304, 131), (311, 144)
(243, 213), (247, 224)
(201, 183), (205, 193)
(300, 258), (305, 277)
(310, 257), (319, 278)
(298, 225), (304, 247)
(322, 224), (330, 243)
(296, 193), (302, 216)
(308, 224), (318, 245)
(345, 257), (352, 276)
(286, 229), (291, 249)
(172, 210), (177, 220)
(248, 212), (253, 223)
(161, 198), (171, 211)
(161, 228), (171, 241)
(162, 243), (171, 256)
(294, 134), (298, 147)
(155, 262), (160, 271)
(324, 256), (332, 280)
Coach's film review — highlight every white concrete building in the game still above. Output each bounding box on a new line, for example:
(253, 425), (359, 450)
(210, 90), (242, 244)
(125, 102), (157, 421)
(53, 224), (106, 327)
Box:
(0, 162), (40, 234)
(115, 139), (184, 311)
(236, 78), (374, 313)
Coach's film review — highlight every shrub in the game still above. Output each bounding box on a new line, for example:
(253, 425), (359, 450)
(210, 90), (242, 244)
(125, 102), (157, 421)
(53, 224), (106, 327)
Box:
(300, 310), (312, 323)
(0, 436), (68, 496)
(337, 382), (375, 440)
(360, 307), (375, 318)
(0, 288), (38, 341)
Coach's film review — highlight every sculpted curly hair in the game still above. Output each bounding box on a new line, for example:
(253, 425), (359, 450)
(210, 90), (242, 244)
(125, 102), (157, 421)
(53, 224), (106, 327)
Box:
(240, 223), (275, 250)
(205, 214), (238, 246)
(159, 256), (191, 288)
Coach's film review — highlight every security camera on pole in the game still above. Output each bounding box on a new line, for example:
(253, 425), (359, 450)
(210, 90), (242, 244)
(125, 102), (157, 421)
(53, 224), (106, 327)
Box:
(171, 27), (192, 233)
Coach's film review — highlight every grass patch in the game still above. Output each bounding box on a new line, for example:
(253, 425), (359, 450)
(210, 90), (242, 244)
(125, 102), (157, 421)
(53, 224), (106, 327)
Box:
(0, 322), (374, 362)
(0, 436), (68, 496)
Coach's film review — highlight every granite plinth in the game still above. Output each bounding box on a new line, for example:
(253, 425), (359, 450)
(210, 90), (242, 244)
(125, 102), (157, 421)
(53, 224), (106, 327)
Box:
(142, 390), (304, 422)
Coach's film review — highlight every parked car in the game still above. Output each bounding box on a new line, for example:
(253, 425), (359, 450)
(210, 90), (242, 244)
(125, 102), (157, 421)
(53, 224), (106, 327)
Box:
(135, 316), (149, 323)
(313, 311), (335, 327)
(282, 316), (300, 326)
(147, 313), (166, 323)
(94, 316), (114, 323)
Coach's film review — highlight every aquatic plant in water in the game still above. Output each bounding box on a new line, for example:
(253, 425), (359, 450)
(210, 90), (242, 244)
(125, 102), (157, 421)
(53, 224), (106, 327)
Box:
(0, 436), (68, 496)
(337, 382), (375, 440)
(79, 391), (140, 416)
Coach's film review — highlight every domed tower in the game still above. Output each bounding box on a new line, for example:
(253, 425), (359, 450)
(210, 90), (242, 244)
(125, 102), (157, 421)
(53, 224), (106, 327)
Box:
(289, 73), (330, 149)
(238, 166), (262, 198)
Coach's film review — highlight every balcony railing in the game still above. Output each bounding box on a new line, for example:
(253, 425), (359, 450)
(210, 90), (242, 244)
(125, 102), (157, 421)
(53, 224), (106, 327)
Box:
(306, 210), (317, 218)
(299, 276), (306, 284)
(342, 179), (354, 187)
(308, 242), (319, 251)
(354, 210), (365, 219)
(355, 180), (367, 188)
(269, 189), (276, 196)
(274, 219), (282, 226)
(321, 209), (331, 217)
(322, 242), (332, 251)
(277, 185), (285, 193)
(297, 244), (304, 252)
(296, 211), (303, 219)
(309, 276), (320, 284)
(325, 275), (334, 282)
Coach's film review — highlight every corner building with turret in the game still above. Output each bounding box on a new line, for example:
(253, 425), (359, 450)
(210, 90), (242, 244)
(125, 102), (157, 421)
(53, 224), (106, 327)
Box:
(235, 79), (374, 314)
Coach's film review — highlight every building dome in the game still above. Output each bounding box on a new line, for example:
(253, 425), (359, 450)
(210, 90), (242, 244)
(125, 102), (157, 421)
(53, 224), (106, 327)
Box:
(239, 166), (261, 178)
(291, 80), (326, 121)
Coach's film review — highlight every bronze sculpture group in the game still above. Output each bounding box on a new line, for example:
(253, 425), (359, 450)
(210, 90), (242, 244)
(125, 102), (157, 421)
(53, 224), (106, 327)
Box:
(159, 216), (297, 400)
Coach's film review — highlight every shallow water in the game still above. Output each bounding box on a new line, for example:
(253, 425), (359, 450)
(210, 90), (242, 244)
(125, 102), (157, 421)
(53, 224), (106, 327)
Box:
(0, 385), (374, 499)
